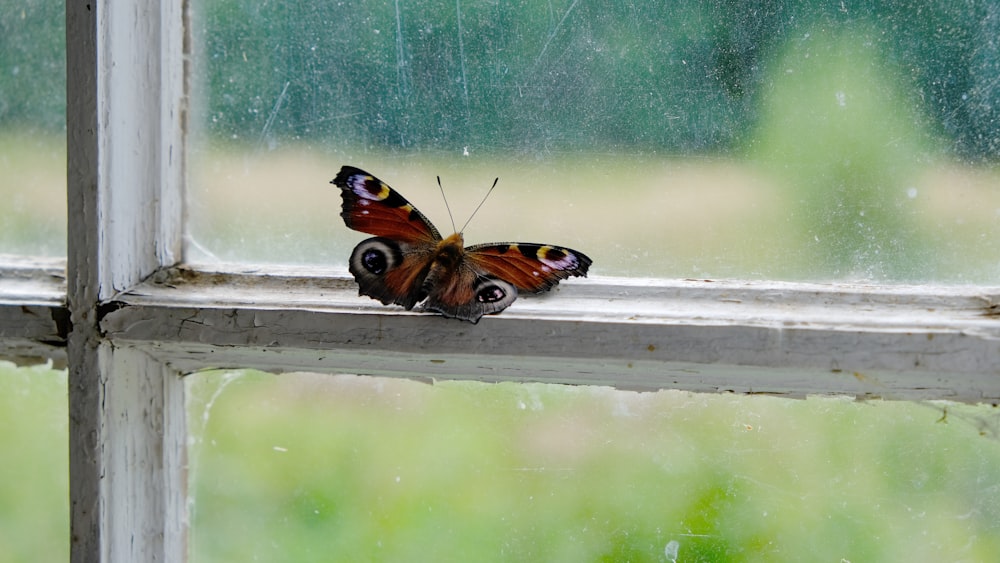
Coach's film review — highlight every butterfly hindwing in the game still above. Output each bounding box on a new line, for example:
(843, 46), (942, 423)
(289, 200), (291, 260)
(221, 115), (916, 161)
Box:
(421, 260), (519, 323)
(348, 237), (435, 310)
(420, 241), (591, 323)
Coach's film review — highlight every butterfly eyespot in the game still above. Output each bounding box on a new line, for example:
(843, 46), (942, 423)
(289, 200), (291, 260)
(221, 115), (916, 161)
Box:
(361, 248), (389, 274)
(537, 246), (578, 270)
(350, 238), (401, 277)
(476, 284), (508, 303)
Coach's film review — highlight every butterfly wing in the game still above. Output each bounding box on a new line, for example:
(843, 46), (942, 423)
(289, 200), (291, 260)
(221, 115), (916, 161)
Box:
(421, 242), (592, 323)
(421, 261), (519, 323)
(332, 166), (442, 309)
(347, 236), (436, 310)
(465, 243), (592, 293)
(332, 166), (442, 243)
(333, 166), (593, 322)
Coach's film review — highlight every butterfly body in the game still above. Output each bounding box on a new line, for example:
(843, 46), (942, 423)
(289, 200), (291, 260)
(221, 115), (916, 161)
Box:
(333, 166), (591, 323)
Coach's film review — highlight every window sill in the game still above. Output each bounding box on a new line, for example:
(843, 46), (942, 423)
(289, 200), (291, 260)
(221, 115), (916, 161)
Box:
(78, 262), (1000, 402)
(0, 256), (67, 365)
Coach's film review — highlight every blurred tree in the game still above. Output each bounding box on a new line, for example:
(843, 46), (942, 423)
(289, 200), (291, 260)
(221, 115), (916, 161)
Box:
(0, 0), (972, 160)
(752, 24), (938, 280)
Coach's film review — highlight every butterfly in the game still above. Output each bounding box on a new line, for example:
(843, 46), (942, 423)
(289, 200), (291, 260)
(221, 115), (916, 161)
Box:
(332, 166), (592, 323)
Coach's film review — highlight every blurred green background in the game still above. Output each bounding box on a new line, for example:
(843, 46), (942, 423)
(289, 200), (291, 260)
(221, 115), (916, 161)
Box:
(0, 363), (68, 562)
(5, 363), (1000, 561)
(4, 1), (1000, 561)
(183, 371), (1000, 562)
(192, 1), (997, 158)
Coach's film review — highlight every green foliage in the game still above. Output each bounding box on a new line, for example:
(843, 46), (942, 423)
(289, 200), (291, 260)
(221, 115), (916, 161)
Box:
(0, 0), (64, 131)
(186, 370), (1000, 562)
(198, 0), (739, 151)
(2, 1), (997, 157)
(192, 0), (1000, 158)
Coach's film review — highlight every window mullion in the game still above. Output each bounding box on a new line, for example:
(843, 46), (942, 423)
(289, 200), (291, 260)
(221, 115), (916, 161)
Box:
(66, 1), (187, 562)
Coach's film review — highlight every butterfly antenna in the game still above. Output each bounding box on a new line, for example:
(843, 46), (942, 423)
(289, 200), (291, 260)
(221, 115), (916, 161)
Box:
(437, 175), (458, 233)
(460, 177), (499, 234)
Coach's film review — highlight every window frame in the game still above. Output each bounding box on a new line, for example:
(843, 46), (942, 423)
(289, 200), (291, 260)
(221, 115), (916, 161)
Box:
(0, 1), (995, 560)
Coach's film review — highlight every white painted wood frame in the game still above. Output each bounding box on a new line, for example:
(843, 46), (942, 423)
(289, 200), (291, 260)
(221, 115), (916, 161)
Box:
(0, 1), (996, 562)
(65, 0), (187, 561)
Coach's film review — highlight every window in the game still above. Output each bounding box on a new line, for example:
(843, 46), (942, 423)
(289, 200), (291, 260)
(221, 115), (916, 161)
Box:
(0, 2), (997, 561)
(187, 2), (1000, 282)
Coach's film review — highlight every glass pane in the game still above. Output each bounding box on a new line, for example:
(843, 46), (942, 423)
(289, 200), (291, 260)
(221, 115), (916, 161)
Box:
(0, 1), (66, 257)
(0, 361), (68, 561)
(188, 371), (1000, 561)
(189, 2), (999, 283)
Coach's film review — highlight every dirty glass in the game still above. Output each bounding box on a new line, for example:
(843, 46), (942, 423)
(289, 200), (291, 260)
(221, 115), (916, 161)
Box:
(188, 2), (1000, 282)
(187, 371), (1000, 561)
(0, 0), (66, 257)
(183, 5), (1000, 561)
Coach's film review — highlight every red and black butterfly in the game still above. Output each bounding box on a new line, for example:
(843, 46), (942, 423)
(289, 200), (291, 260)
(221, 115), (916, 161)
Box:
(332, 166), (592, 323)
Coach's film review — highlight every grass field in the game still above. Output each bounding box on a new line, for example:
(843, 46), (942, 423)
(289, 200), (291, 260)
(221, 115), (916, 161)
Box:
(0, 130), (66, 256)
(186, 142), (1000, 282)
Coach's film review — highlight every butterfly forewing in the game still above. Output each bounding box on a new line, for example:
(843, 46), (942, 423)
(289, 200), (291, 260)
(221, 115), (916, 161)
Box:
(332, 166), (441, 243)
(465, 243), (592, 293)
